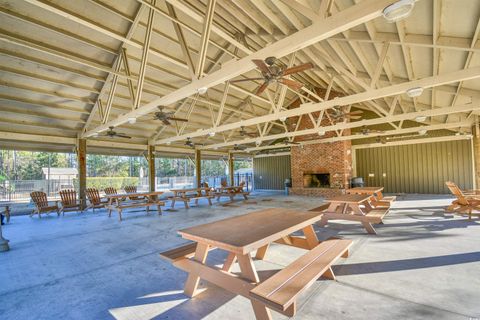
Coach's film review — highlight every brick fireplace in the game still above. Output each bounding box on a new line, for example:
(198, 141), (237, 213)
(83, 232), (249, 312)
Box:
(287, 88), (353, 197)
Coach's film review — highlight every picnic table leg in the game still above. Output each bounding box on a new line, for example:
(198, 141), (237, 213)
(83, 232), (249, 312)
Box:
(237, 254), (272, 320)
(302, 225), (319, 249)
(184, 243), (210, 297)
(350, 204), (376, 234)
(6, 206), (10, 223)
(319, 203), (338, 227)
(184, 198), (189, 209)
(222, 252), (237, 272)
(255, 244), (269, 260)
(157, 204), (162, 215)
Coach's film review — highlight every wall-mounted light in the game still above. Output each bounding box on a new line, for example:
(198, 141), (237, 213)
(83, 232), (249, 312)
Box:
(406, 87), (423, 98)
(418, 129), (427, 135)
(166, 141), (171, 145)
(415, 115), (427, 122)
(318, 130), (326, 136)
(382, 0), (415, 23)
(127, 117), (136, 124)
(197, 87), (208, 94)
(208, 132), (216, 137)
(279, 116), (287, 122)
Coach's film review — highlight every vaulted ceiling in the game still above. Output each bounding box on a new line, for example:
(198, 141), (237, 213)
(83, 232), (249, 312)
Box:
(0, 0), (479, 154)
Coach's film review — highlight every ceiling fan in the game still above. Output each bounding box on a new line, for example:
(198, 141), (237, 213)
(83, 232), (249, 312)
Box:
(153, 106), (188, 125)
(230, 56), (314, 95)
(239, 126), (258, 137)
(328, 106), (363, 122)
(357, 126), (384, 136)
(98, 126), (131, 139)
(233, 144), (247, 151)
(184, 137), (203, 148)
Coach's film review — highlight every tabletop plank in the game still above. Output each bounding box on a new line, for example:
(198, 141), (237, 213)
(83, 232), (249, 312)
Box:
(346, 187), (384, 194)
(106, 191), (163, 199)
(178, 208), (323, 255)
(326, 194), (371, 204)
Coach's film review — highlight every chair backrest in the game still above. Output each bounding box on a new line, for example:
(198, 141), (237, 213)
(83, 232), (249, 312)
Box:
(203, 182), (210, 189)
(221, 180), (228, 187)
(445, 181), (468, 205)
(59, 189), (77, 206)
(86, 188), (101, 205)
(124, 185), (137, 193)
(30, 191), (49, 208)
(239, 181), (245, 187)
(104, 187), (118, 195)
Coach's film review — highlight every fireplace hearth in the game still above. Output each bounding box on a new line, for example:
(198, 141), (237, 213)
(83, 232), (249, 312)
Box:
(303, 173), (330, 188)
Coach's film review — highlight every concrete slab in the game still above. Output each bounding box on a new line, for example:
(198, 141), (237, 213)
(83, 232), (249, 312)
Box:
(1, 192), (479, 319)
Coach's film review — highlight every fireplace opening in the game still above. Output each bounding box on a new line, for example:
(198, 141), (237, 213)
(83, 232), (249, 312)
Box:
(303, 173), (330, 188)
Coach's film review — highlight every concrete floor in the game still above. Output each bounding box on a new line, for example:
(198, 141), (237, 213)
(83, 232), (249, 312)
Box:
(1, 192), (479, 320)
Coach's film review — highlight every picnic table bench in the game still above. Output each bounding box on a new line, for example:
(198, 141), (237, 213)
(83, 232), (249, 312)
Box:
(160, 208), (352, 320)
(319, 194), (389, 234)
(346, 186), (396, 208)
(169, 187), (215, 209)
(215, 185), (250, 201)
(105, 191), (164, 221)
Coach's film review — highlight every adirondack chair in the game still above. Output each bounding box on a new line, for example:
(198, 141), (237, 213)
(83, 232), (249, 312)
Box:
(445, 181), (480, 220)
(30, 191), (60, 218)
(124, 185), (145, 201)
(86, 188), (109, 212)
(104, 187), (118, 196)
(59, 189), (83, 215)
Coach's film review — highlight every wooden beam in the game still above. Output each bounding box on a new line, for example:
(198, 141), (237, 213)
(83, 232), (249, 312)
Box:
(370, 42), (390, 88)
(195, 149), (201, 188)
(148, 145), (156, 192)
(197, 0), (216, 79)
(157, 66), (480, 145)
(77, 138), (87, 209)
(133, 1), (156, 110)
(84, 0), (394, 137)
(228, 152), (234, 186)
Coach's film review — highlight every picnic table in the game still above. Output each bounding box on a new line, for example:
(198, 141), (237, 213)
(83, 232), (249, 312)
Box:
(169, 187), (214, 209)
(215, 185), (250, 201)
(319, 194), (389, 234)
(160, 208), (352, 319)
(346, 186), (396, 207)
(105, 191), (164, 221)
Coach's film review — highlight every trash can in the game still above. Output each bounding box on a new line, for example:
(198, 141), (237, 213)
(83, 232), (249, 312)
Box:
(350, 177), (365, 188)
(284, 178), (292, 195)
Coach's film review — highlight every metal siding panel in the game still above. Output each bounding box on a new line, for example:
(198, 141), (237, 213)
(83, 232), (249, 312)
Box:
(253, 155), (291, 190)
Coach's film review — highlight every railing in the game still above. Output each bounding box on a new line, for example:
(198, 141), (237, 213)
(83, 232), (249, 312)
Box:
(0, 173), (253, 202)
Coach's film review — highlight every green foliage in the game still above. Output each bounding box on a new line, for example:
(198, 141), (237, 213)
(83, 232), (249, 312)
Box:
(79, 177), (140, 191)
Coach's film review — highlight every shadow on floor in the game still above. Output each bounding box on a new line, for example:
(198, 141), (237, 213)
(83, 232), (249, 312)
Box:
(333, 251), (480, 276)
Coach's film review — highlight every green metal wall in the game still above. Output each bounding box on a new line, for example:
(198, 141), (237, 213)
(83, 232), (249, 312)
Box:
(355, 140), (473, 194)
(253, 155), (291, 190)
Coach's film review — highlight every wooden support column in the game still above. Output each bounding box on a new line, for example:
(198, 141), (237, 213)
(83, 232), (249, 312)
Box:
(228, 152), (234, 186)
(473, 124), (480, 189)
(77, 138), (87, 209)
(195, 149), (201, 188)
(148, 145), (156, 192)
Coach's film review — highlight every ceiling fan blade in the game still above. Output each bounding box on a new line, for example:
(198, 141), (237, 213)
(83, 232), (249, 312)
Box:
(282, 62), (314, 76)
(256, 81), (269, 95)
(162, 119), (171, 126)
(348, 115), (362, 120)
(246, 132), (258, 137)
(252, 59), (270, 75)
(278, 78), (304, 91)
(115, 133), (132, 139)
(169, 117), (188, 122)
(230, 77), (265, 83)
(348, 110), (364, 115)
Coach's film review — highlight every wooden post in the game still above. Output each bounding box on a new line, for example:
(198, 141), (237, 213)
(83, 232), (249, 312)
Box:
(473, 124), (480, 189)
(228, 152), (234, 186)
(195, 149), (201, 188)
(148, 145), (155, 192)
(77, 138), (87, 209)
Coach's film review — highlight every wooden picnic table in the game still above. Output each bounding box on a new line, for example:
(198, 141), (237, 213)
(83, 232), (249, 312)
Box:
(161, 208), (352, 319)
(105, 191), (164, 221)
(346, 186), (396, 207)
(215, 185), (250, 201)
(169, 187), (214, 209)
(319, 193), (389, 234)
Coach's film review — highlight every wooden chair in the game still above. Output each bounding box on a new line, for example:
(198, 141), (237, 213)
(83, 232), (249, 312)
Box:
(445, 181), (480, 220)
(86, 188), (109, 212)
(104, 187), (118, 196)
(30, 191), (60, 218)
(124, 185), (145, 201)
(59, 189), (83, 215)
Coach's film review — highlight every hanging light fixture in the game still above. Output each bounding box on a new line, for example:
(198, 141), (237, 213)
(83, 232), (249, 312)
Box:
(382, 0), (415, 23)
